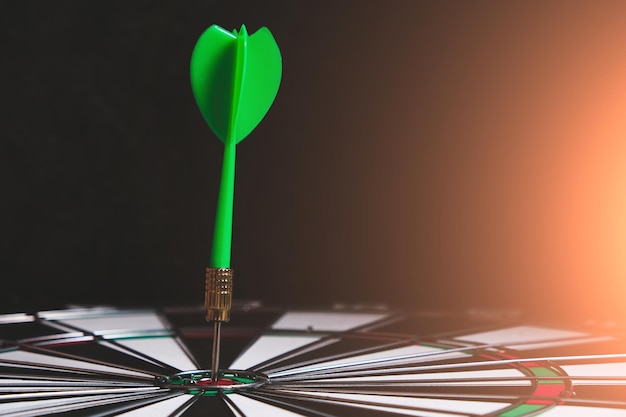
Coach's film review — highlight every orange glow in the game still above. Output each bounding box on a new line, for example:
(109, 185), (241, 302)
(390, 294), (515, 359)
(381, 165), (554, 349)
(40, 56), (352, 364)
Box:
(354, 3), (626, 319)
(282, 3), (626, 320)
(553, 118), (626, 318)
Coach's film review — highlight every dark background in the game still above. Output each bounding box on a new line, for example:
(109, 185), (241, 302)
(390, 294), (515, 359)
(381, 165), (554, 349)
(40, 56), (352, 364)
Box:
(3, 1), (626, 320)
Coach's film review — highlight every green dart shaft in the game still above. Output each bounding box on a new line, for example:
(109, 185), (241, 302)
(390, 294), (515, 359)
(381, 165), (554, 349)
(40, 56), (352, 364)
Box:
(211, 142), (236, 268)
(209, 25), (246, 269)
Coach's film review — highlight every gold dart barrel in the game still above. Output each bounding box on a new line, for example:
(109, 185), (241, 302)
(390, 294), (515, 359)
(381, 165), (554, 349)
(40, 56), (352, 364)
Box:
(205, 267), (233, 322)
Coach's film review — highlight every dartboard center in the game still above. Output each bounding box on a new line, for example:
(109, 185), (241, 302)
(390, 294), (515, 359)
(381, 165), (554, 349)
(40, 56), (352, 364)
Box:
(155, 369), (269, 396)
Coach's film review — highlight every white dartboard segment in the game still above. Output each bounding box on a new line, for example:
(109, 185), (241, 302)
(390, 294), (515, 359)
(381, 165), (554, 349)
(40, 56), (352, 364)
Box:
(113, 337), (198, 372)
(115, 393), (194, 416)
(229, 335), (322, 370)
(42, 311), (169, 336)
(0, 349), (152, 379)
(321, 368), (530, 386)
(268, 344), (468, 378)
(271, 312), (388, 332)
(278, 390), (509, 416)
(227, 393), (306, 417)
(0, 390), (162, 416)
(456, 326), (587, 348)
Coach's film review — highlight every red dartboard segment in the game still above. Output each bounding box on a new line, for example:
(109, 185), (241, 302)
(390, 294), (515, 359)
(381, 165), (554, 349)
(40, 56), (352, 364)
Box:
(0, 305), (624, 416)
(473, 352), (571, 415)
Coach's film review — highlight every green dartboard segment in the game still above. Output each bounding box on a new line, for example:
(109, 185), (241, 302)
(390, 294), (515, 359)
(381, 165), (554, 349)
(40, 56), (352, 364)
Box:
(190, 24), (282, 268)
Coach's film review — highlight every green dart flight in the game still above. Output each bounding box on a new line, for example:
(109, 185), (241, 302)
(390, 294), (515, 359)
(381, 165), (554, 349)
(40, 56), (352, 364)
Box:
(190, 24), (282, 269)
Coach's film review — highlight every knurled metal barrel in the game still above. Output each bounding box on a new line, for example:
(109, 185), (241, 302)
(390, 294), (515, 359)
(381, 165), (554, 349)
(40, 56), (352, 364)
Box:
(205, 267), (233, 322)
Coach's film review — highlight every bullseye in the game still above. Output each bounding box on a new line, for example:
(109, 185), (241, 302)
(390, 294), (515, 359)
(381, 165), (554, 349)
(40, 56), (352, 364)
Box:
(195, 378), (234, 386)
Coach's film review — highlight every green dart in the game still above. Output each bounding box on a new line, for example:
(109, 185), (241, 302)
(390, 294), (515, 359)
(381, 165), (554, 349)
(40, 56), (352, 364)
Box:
(190, 24), (282, 380)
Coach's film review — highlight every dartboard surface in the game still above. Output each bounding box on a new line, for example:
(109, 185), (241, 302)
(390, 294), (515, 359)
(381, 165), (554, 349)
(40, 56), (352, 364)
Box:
(1, 303), (625, 416)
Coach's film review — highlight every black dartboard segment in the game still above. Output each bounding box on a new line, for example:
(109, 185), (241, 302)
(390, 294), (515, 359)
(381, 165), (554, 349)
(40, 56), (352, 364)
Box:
(0, 305), (625, 416)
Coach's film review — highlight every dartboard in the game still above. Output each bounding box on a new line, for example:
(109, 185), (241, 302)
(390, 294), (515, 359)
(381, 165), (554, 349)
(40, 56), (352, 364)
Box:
(1, 303), (625, 416)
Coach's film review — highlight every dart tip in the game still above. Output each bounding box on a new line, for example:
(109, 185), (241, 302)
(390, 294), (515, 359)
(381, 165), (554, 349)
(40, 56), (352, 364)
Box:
(211, 321), (221, 381)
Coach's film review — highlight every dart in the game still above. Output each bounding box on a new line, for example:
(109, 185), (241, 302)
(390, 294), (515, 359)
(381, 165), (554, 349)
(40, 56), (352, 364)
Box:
(190, 24), (282, 381)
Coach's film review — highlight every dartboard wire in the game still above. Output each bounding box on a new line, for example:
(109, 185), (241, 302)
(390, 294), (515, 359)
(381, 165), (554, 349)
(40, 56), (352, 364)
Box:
(0, 378), (156, 390)
(248, 389), (488, 417)
(0, 368), (156, 389)
(0, 371), (153, 385)
(93, 393), (190, 417)
(0, 383), (150, 391)
(261, 329), (608, 378)
(263, 343), (506, 379)
(220, 390), (247, 417)
(248, 337), (342, 373)
(240, 391), (349, 417)
(260, 390), (610, 417)
(248, 335), (414, 375)
(0, 380), (156, 396)
(258, 386), (567, 410)
(0, 313), (35, 324)
(346, 311), (426, 333)
(34, 314), (106, 335)
(272, 367), (567, 395)
(265, 342), (478, 378)
(261, 385), (551, 401)
(235, 316), (421, 372)
(166, 392), (203, 417)
(268, 375), (595, 388)
(255, 377), (626, 416)
(251, 331), (468, 377)
(269, 353), (626, 382)
(35, 314), (190, 374)
(262, 381), (575, 414)
(10, 332), (86, 345)
(259, 343), (568, 417)
(96, 338), (189, 374)
(234, 328), (553, 415)
(0, 357), (155, 382)
(1, 391), (184, 417)
(11, 339), (174, 379)
(0, 386), (163, 402)
(31, 316), (87, 336)
(557, 397), (626, 408)
(262, 378), (556, 401)
(354, 311), (523, 342)
(231, 310), (411, 374)
(250, 333), (423, 374)
(99, 332), (202, 374)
